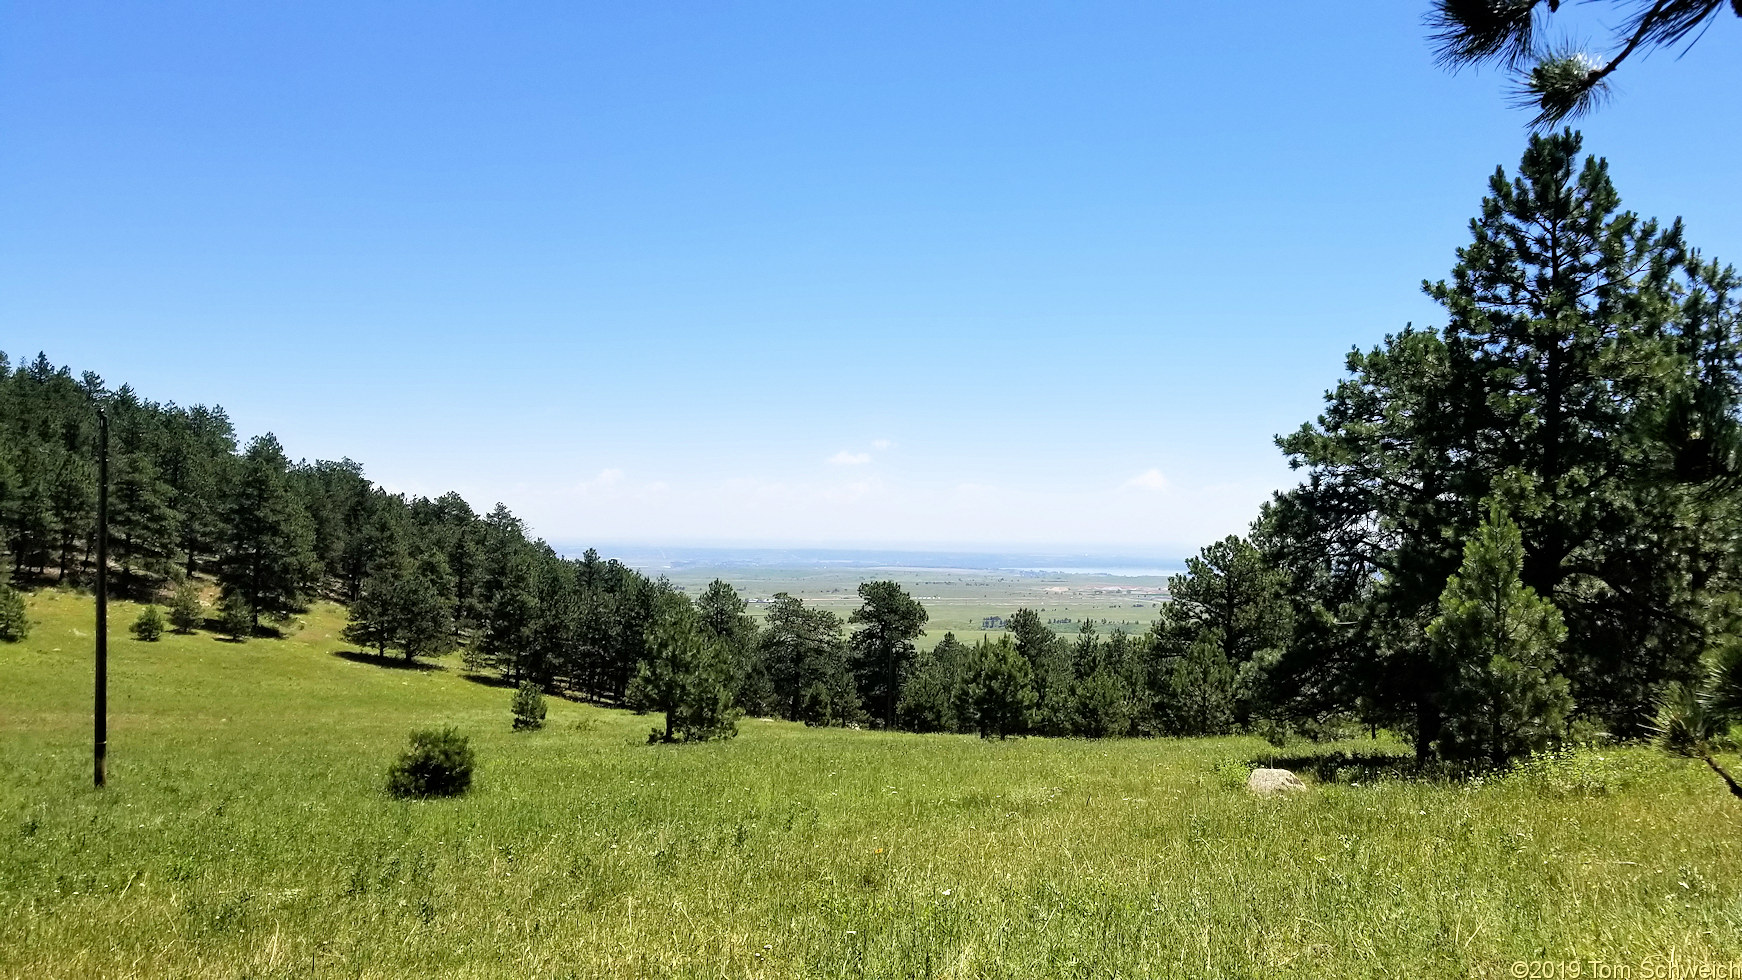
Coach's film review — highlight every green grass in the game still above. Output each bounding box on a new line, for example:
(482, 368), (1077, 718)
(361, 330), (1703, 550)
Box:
(3, 591), (1740, 978)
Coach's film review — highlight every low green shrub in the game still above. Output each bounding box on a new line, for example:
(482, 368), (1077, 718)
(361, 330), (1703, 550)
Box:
(387, 727), (475, 798)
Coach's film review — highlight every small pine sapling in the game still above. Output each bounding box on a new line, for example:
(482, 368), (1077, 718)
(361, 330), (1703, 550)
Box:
(131, 605), (165, 642)
(0, 581), (28, 642)
(387, 727), (475, 798)
(168, 581), (203, 633)
(511, 681), (547, 731)
(219, 592), (252, 642)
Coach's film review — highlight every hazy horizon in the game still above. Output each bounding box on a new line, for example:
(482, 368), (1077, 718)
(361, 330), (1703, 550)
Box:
(563, 542), (1186, 578)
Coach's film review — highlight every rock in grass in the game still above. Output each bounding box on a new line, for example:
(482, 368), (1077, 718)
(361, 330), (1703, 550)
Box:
(1247, 768), (1307, 795)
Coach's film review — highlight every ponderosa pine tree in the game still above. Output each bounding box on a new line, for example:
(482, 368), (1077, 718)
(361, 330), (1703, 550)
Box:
(696, 578), (769, 715)
(966, 636), (1037, 739)
(759, 593), (858, 723)
(131, 605), (165, 642)
(1068, 620), (1135, 737)
(397, 551), (457, 661)
(472, 550), (538, 680)
(1427, 1), (1738, 125)
(342, 559), (397, 657)
(109, 450), (178, 595)
(1165, 535), (1290, 669)
(628, 593), (740, 743)
(1157, 630), (1237, 736)
(898, 631), (970, 733)
(44, 453), (95, 585)
(1007, 608), (1073, 735)
(848, 580), (928, 729)
(1073, 667), (1134, 738)
(159, 404), (236, 577)
(1264, 130), (1742, 754)
(295, 458), (372, 590)
(511, 681), (548, 731)
(168, 580), (203, 633)
(420, 491), (480, 632)
(217, 434), (319, 629)
(1426, 503), (1571, 766)
(218, 591), (252, 642)
(0, 580), (28, 641)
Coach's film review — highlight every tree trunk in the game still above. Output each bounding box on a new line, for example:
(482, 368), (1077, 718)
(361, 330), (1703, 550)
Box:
(1414, 699), (1439, 762)
(1700, 751), (1742, 801)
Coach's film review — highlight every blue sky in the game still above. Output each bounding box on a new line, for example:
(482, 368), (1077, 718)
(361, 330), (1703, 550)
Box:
(3, 2), (1737, 555)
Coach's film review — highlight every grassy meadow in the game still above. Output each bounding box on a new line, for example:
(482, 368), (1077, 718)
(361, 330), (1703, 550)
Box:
(4, 591), (1741, 978)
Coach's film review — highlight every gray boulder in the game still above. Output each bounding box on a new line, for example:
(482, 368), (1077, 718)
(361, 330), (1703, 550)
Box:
(1247, 767), (1307, 795)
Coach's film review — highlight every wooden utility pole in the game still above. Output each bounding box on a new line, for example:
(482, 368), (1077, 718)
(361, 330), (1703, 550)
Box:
(95, 408), (108, 789)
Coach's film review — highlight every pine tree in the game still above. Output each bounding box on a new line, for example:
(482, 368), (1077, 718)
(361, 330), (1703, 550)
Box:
(898, 632), (970, 733)
(1073, 668), (1133, 738)
(628, 596), (740, 743)
(0, 580), (28, 641)
(1159, 631), (1237, 736)
(46, 455), (95, 585)
(473, 553), (538, 680)
(1426, 504), (1571, 766)
(967, 636), (1037, 739)
(131, 605), (165, 642)
(110, 451), (179, 594)
(848, 580), (928, 729)
(1164, 535), (1290, 669)
(1266, 131), (1742, 751)
(1427, 1), (1738, 125)
(218, 591), (252, 642)
(343, 549), (456, 662)
(697, 579), (767, 714)
(396, 551), (456, 661)
(168, 580), (203, 633)
(217, 434), (319, 629)
(342, 563), (396, 657)
(1007, 608), (1072, 734)
(759, 593), (857, 723)
(511, 681), (548, 731)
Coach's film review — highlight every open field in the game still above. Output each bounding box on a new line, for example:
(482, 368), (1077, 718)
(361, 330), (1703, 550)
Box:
(652, 565), (1170, 649)
(5, 591), (1742, 978)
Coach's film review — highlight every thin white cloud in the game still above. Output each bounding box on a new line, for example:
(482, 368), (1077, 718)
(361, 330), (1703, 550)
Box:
(871, 438), (893, 451)
(579, 467), (625, 491)
(1120, 468), (1171, 492)
(828, 450), (871, 466)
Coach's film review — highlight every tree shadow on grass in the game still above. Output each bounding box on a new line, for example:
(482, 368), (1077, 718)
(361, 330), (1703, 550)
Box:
(459, 670), (518, 691)
(457, 671), (604, 706)
(198, 617), (284, 640)
(334, 649), (444, 672)
(1251, 749), (1441, 785)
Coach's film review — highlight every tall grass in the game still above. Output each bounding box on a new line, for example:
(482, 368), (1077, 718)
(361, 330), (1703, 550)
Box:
(3, 590), (1738, 978)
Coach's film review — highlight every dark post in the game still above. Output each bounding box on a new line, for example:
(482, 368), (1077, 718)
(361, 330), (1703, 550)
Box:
(95, 408), (108, 789)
